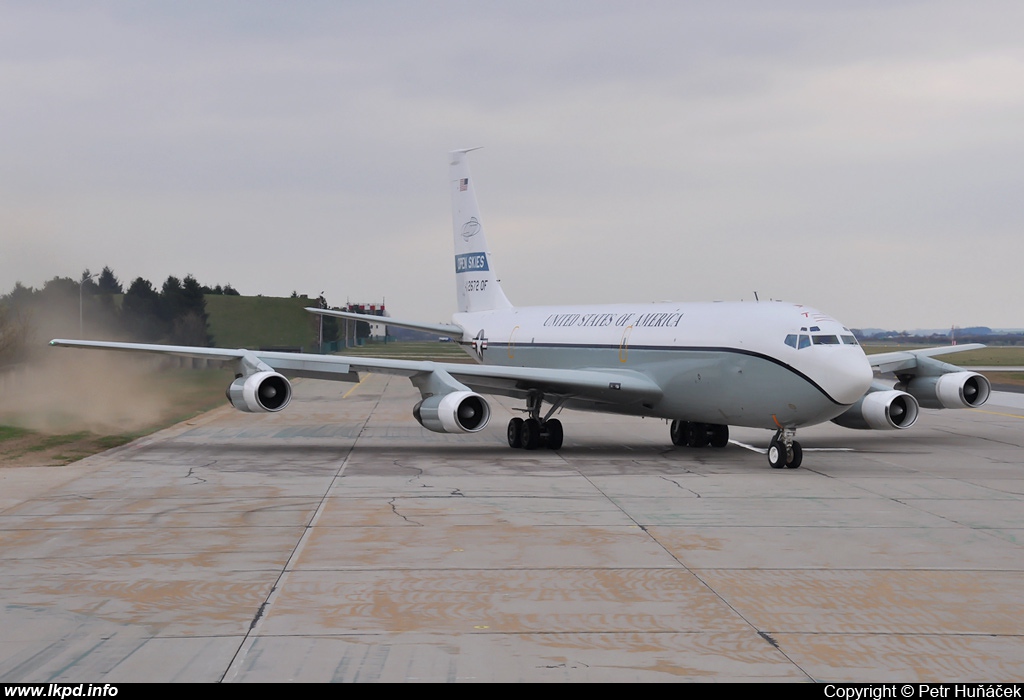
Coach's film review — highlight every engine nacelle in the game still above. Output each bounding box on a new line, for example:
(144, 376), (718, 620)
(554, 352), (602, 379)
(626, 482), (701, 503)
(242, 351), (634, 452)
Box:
(831, 390), (920, 430)
(226, 371), (292, 413)
(413, 391), (490, 434)
(902, 372), (991, 409)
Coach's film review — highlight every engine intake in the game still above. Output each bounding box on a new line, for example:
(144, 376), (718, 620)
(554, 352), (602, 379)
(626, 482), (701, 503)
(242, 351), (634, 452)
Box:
(226, 371), (292, 413)
(831, 389), (920, 431)
(902, 372), (991, 409)
(413, 391), (490, 433)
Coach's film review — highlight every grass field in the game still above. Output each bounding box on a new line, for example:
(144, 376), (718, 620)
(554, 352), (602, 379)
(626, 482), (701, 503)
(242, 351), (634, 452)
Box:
(861, 344), (1024, 365)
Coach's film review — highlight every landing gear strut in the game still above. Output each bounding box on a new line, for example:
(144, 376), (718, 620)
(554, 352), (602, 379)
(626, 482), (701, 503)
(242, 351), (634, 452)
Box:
(768, 428), (802, 469)
(670, 420), (729, 449)
(507, 391), (564, 450)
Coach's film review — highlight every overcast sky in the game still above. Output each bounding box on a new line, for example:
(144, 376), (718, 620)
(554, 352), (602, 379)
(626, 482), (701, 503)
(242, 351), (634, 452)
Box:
(3, 1), (1022, 330)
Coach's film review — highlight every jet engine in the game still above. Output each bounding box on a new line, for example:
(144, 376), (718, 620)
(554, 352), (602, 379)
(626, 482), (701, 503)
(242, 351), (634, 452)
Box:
(900, 371), (991, 410)
(226, 371), (292, 413)
(831, 390), (920, 431)
(413, 391), (490, 434)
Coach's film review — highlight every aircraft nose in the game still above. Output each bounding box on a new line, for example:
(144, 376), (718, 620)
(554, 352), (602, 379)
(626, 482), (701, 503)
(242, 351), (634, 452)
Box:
(828, 352), (873, 405)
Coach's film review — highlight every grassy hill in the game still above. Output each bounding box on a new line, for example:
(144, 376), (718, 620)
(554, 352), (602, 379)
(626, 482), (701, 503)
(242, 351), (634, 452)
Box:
(204, 295), (316, 350)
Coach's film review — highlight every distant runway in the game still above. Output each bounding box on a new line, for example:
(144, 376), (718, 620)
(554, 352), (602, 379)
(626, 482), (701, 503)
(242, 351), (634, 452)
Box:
(1, 375), (1022, 682)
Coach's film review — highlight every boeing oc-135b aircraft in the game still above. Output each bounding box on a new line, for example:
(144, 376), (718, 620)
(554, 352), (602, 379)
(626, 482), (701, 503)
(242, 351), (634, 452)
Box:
(52, 150), (991, 468)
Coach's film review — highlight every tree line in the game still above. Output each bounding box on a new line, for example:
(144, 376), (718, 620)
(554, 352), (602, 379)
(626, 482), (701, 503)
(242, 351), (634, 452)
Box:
(0, 267), (244, 366)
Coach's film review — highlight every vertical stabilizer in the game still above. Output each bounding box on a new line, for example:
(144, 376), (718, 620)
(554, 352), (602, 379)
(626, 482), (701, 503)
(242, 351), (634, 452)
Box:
(450, 149), (513, 313)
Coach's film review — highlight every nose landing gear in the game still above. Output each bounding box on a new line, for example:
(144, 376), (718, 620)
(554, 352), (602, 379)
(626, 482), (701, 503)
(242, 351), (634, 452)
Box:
(768, 428), (802, 469)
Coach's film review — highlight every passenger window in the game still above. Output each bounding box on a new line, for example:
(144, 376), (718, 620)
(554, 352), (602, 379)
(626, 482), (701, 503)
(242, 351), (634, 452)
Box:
(798, 335), (811, 349)
(785, 334), (798, 348)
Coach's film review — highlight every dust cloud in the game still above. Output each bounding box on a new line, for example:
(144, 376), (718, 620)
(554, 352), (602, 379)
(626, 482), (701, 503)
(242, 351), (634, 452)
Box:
(0, 351), (212, 435)
(1, 291), (230, 435)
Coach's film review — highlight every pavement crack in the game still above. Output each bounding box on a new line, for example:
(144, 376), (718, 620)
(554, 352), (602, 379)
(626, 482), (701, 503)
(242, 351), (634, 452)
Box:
(185, 463), (212, 484)
(659, 475), (700, 496)
(249, 591), (274, 630)
(392, 460), (424, 481)
(389, 497), (423, 526)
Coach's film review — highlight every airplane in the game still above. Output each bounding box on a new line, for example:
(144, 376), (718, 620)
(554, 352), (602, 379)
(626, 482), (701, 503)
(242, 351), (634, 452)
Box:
(51, 149), (992, 469)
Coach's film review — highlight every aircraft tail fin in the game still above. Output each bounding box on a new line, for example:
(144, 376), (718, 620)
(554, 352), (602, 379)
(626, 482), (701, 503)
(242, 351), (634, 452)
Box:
(450, 148), (513, 313)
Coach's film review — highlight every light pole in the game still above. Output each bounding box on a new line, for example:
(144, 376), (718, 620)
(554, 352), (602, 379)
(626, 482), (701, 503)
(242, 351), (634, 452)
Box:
(79, 271), (95, 337)
(318, 291), (325, 353)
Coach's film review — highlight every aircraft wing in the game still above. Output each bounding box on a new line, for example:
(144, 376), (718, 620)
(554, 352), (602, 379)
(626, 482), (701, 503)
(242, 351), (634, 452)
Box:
(49, 339), (663, 407)
(867, 344), (985, 375)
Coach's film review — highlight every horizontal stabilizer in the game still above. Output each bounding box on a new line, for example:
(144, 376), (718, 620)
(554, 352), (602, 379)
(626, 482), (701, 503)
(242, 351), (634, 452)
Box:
(305, 308), (463, 338)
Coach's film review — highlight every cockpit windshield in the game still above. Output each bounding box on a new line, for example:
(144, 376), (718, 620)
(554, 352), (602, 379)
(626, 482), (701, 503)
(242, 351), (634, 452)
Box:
(785, 332), (859, 349)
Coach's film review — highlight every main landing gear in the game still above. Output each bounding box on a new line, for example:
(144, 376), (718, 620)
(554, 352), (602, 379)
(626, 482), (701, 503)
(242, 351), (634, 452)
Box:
(507, 391), (564, 450)
(767, 428), (802, 469)
(670, 420), (729, 449)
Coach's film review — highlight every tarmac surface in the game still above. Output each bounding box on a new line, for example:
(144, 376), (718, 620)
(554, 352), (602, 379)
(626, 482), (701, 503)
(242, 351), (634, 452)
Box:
(1, 374), (1022, 682)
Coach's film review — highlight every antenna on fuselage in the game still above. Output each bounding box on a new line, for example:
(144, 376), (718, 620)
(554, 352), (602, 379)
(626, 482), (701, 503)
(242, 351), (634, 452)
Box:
(753, 291), (759, 302)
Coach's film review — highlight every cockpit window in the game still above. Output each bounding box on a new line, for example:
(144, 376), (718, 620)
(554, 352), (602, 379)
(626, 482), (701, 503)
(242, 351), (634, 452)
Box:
(798, 335), (811, 350)
(785, 334), (798, 348)
(841, 335), (859, 345)
(812, 335), (840, 345)
(809, 326), (820, 332)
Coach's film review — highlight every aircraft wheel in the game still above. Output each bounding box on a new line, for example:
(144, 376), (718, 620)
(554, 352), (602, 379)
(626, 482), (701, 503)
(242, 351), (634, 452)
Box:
(520, 418), (542, 450)
(507, 418), (524, 448)
(786, 441), (803, 469)
(544, 419), (563, 450)
(670, 420), (687, 446)
(686, 422), (709, 448)
(768, 439), (787, 469)
(709, 424), (729, 448)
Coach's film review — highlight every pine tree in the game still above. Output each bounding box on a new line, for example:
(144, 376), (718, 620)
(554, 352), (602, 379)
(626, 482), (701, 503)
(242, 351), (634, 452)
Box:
(97, 267), (123, 294)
